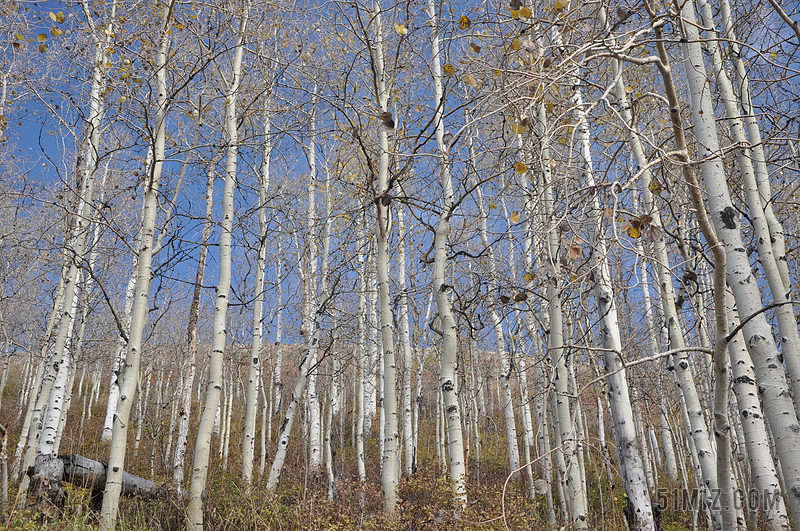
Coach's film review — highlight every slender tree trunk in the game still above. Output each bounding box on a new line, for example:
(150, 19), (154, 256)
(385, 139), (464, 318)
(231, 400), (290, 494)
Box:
(428, 0), (466, 506)
(569, 36), (653, 525)
(242, 84), (273, 490)
(397, 207), (414, 479)
(186, 4), (248, 527)
(98, 3), (172, 527)
(725, 289), (790, 530)
(173, 152), (219, 488)
(305, 91), (322, 476)
(613, 13), (721, 520)
(356, 211), (367, 485)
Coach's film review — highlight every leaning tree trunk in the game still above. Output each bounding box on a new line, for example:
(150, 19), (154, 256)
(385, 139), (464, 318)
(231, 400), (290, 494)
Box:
(611, 11), (721, 520)
(696, 0), (800, 425)
(28, 2), (109, 508)
(186, 3), (248, 528)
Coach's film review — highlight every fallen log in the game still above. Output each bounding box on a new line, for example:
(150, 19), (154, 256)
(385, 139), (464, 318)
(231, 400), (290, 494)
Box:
(58, 454), (155, 496)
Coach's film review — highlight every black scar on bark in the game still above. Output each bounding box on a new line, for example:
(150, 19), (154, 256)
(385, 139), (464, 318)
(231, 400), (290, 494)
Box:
(720, 207), (737, 229)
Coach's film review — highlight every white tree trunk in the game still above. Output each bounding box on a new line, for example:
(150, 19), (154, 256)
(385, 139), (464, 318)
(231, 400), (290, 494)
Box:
(613, 16), (722, 519)
(570, 48), (653, 527)
(186, 3), (248, 527)
(397, 207), (414, 479)
(99, 3), (172, 527)
(474, 172), (520, 477)
(676, 1), (800, 523)
(305, 90), (322, 476)
(242, 84), (273, 489)
(173, 152), (218, 488)
(356, 211), (368, 485)
(724, 290), (790, 530)
(428, 0), (466, 506)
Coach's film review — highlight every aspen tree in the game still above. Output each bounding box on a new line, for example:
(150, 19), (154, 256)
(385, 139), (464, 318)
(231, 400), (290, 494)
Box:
(242, 74), (274, 489)
(569, 45), (653, 528)
(606, 9), (720, 519)
(173, 152), (220, 488)
(474, 174), (521, 475)
(397, 206), (415, 478)
(25, 0), (110, 507)
(186, 2), (249, 526)
(371, 2), (400, 512)
(266, 100), (322, 493)
(428, 0), (466, 506)
(99, 2), (175, 527)
(672, 0), (800, 523)
(695, 0), (800, 424)
(306, 89), (322, 476)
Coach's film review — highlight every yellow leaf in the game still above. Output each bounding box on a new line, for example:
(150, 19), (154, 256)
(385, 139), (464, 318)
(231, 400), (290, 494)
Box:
(51, 27), (64, 37)
(515, 162), (527, 173)
(39, 43), (48, 53)
(493, 69), (502, 77)
(519, 7), (531, 18)
(511, 9), (519, 19)
(511, 123), (526, 134)
(444, 64), (456, 77)
(37, 33), (47, 42)
(770, 50), (777, 59)
(459, 16), (471, 30)
(510, 211), (520, 223)
(463, 73), (477, 87)
(511, 38), (522, 51)
(49, 11), (58, 22)
(489, 202), (497, 209)
(545, 101), (554, 113)
(15, 33), (23, 40)
(56, 11), (66, 23)
(395, 24), (408, 36)
(523, 272), (534, 282)
(177, 23), (184, 30)
(470, 42), (481, 53)
(553, 0), (569, 11)
(626, 225), (642, 239)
